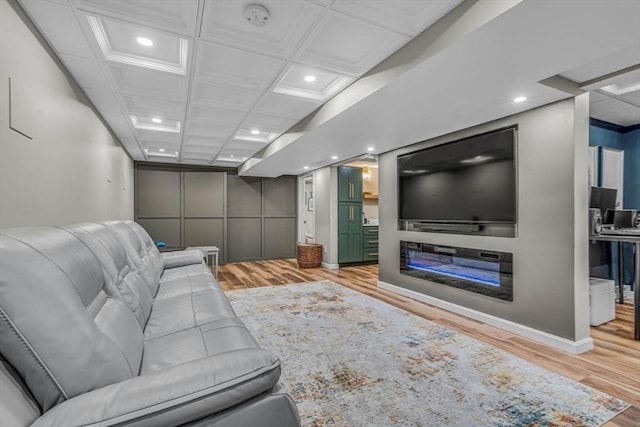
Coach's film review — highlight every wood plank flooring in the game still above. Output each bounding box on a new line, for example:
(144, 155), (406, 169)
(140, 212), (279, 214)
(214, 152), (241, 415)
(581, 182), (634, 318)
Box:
(217, 260), (639, 426)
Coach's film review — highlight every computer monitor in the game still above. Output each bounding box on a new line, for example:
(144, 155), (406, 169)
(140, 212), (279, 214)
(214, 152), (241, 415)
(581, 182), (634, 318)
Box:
(589, 187), (617, 223)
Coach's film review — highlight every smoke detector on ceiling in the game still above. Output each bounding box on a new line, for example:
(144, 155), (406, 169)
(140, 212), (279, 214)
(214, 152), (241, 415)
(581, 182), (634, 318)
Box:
(245, 5), (270, 27)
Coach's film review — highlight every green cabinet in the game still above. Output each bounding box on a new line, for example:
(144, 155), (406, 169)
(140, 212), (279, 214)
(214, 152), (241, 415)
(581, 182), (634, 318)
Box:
(338, 202), (362, 263)
(362, 226), (379, 261)
(338, 166), (363, 202)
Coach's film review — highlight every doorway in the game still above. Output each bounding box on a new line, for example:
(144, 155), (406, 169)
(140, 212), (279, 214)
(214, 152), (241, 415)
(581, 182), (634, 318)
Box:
(298, 175), (315, 243)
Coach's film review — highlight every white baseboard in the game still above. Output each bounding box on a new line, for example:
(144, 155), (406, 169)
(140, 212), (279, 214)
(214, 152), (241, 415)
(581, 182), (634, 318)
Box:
(378, 280), (594, 355)
(321, 262), (339, 270)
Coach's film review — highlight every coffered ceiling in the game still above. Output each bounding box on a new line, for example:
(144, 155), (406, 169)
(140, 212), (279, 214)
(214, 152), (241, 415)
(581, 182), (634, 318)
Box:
(17, 1), (640, 177)
(18, 0), (461, 167)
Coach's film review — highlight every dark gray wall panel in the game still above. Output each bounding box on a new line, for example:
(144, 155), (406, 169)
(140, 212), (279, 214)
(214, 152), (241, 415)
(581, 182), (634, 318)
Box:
(184, 218), (224, 262)
(264, 177), (296, 216)
(227, 176), (262, 216)
(227, 218), (261, 262)
(136, 170), (180, 217)
(137, 218), (180, 247)
(184, 172), (225, 217)
(264, 218), (296, 259)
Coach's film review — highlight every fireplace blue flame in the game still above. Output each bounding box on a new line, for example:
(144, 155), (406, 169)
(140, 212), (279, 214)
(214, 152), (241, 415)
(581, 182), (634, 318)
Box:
(405, 252), (500, 287)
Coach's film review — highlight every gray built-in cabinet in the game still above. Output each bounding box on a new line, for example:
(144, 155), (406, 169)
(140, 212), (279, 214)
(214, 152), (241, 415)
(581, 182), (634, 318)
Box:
(135, 167), (297, 264)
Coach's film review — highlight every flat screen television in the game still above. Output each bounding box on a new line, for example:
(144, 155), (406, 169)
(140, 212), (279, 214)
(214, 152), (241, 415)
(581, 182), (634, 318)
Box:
(398, 126), (517, 224)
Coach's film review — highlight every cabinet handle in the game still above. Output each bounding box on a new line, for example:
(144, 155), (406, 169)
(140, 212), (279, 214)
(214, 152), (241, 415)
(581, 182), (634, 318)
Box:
(349, 183), (352, 198)
(351, 206), (353, 221)
(368, 240), (378, 244)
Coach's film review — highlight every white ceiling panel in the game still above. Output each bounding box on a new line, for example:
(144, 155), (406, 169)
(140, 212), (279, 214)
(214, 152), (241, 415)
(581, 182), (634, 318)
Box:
(272, 63), (354, 101)
(194, 41), (285, 90)
(186, 123), (237, 140)
(107, 64), (188, 101)
(21, 1), (94, 58)
(191, 80), (262, 110)
(183, 145), (220, 156)
(182, 138), (225, 151)
(618, 90), (640, 106)
(595, 108), (640, 127)
(189, 105), (246, 128)
(136, 130), (181, 146)
(295, 11), (409, 76)
(201, 0), (323, 58)
(83, 88), (120, 113)
(242, 112), (298, 133)
(224, 140), (269, 152)
(331, 0), (463, 37)
(590, 97), (636, 116)
(84, 15), (190, 75)
(254, 92), (321, 120)
(59, 54), (108, 90)
(73, 0), (199, 36)
(120, 95), (185, 120)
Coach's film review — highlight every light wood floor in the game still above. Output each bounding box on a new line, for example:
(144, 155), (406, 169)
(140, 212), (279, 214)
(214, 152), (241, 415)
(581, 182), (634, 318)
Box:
(217, 260), (640, 426)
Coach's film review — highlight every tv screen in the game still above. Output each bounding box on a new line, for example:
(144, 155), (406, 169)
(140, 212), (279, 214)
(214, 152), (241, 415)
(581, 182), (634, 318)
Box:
(398, 127), (516, 224)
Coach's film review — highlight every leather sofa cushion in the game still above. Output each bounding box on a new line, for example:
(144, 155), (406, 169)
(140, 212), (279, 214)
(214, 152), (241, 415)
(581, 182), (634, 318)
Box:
(0, 228), (142, 411)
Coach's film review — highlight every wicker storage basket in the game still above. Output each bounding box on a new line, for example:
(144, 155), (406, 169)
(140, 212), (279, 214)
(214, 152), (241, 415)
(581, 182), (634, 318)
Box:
(296, 242), (322, 268)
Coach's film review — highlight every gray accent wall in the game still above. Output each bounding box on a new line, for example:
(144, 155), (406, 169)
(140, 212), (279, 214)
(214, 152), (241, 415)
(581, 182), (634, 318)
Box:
(378, 97), (590, 342)
(135, 167), (297, 263)
(0, 0), (133, 227)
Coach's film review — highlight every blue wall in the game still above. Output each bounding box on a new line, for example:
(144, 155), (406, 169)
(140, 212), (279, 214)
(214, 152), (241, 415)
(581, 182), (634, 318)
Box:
(589, 123), (639, 208)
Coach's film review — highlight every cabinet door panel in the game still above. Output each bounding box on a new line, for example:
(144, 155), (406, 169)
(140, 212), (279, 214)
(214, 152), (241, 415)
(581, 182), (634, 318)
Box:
(338, 167), (351, 202)
(350, 168), (363, 202)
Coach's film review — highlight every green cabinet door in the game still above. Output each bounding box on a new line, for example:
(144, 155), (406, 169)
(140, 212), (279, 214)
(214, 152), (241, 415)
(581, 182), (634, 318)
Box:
(351, 168), (363, 202)
(338, 166), (363, 202)
(338, 202), (362, 263)
(338, 167), (351, 202)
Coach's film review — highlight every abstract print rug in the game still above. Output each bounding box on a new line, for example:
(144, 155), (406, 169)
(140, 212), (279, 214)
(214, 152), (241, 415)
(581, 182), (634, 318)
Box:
(226, 282), (628, 426)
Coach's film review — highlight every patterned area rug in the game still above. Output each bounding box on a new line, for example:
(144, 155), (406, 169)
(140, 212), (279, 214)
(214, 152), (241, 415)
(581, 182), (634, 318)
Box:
(226, 281), (629, 426)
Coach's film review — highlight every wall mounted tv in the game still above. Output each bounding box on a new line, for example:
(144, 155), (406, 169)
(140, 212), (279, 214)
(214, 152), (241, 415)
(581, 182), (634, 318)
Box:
(398, 126), (517, 234)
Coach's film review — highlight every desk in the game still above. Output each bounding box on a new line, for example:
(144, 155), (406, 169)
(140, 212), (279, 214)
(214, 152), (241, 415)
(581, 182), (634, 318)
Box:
(590, 234), (640, 340)
(187, 246), (220, 279)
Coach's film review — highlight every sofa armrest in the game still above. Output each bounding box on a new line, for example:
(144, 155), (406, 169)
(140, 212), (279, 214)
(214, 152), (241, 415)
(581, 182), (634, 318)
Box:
(162, 249), (204, 269)
(33, 349), (280, 427)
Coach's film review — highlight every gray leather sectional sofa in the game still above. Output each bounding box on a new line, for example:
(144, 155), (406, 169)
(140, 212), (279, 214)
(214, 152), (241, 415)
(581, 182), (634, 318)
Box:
(0, 221), (300, 427)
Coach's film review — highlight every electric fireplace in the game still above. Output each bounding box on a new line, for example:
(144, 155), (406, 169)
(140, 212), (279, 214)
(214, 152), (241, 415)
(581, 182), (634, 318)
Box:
(400, 241), (513, 301)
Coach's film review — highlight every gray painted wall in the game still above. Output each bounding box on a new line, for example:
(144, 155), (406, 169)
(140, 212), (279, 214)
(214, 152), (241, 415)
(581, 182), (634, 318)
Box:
(0, 0), (133, 227)
(379, 97), (590, 341)
(313, 166), (338, 266)
(135, 167), (297, 263)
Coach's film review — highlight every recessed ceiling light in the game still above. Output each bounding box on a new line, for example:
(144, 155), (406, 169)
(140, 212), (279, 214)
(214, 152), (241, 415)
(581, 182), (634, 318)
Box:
(304, 75), (316, 83)
(136, 37), (153, 47)
(151, 117), (162, 124)
(229, 154), (234, 157)
(513, 96), (527, 103)
(159, 148), (165, 152)
(251, 129), (260, 135)
(331, 155), (338, 160)
(303, 166), (309, 170)
(144, 148), (149, 152)
(174, 151), (178, 155)
(367, 147), (374, 152)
